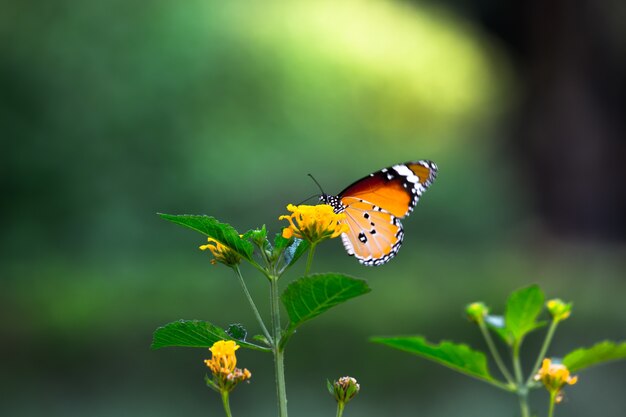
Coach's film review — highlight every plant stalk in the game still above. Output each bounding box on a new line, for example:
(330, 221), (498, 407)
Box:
(478, 321), (515, 385)
(336, 401), (345, 417)
(525, 319), (559, 386)
(512, 341), (530, 417)
(270, 277), (288, 417)
(548, 391), (557, 417)
(517, 390), (530, 417)
(304, 243), (317, 276)
(221, 390), (233, 417)
(233, 265), (273, 345)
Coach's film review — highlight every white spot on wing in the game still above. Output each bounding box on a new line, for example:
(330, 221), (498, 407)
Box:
(392, 164), (419, 184)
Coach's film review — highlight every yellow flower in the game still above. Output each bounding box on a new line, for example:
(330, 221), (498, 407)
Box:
(204, 340), (251, 392)
(279, 204), (349, 244)
(205, 340), (239, 375)
(199, 238), (241, 266)
(535, 358), (578, 403)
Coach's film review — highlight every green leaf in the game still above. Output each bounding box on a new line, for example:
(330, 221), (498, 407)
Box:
(563, 340), (626, 372)
(273, 234), (309, 268)
(281, 273), (371, 331)
(252, 334), (271, 347)
(273, 232), (291, 252)
(326, 379), (334, 395)
(158, 213), (253, 260)
(244, 225), (267, 243)
(151, 320), (270, 352)
(505, 285), (545, 342)
(205, 374), (219, 393)
(485, 315), (513, 345)
(244, 225), (270, 254)
(226, 323), (247, 341)
(371, 336), (495, 383)
(285, 238), (310, 267)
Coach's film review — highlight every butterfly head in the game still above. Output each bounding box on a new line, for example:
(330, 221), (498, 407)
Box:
(319, 194), (345, 214)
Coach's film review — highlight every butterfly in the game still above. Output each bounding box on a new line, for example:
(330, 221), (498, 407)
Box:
(319, 160), (438, 266)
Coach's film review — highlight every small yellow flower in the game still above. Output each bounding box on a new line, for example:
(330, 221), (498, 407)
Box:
(279, 204), (349, 244)
(200, 238), (241, 266)
(204, 340), (251, 392)
(205, 340), (239, 375)
(535, 358), (578, 403)
(546, 299), (572, 322)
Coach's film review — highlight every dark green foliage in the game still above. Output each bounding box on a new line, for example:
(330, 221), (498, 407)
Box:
(159, 214), (254, 260)
(504, 285), (546, 344)
(151, 320), (270, 352)
(371, 336), (496, 383)
(563, 341), (626, 372)
(281, 273), (371, 331)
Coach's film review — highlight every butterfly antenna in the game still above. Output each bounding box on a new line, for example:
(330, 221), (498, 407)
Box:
(297, 194), (320, 205)
(308, 173), (326, 195)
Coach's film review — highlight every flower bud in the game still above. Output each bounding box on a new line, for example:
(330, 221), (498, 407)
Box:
(199, 238), (242, 267)
(466, 302), (489, 324)
(328, 376), (360, 404)
(546, 299), (572, 322)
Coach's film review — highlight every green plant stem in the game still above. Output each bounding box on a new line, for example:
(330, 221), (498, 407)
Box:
(270, 277), (288, 417)
(548, 391), (557, 417)
(478, 321), (515, 385)
(517, 390), (530, 417)
(525, 319), (559, 386)
(221, 390), (233, 417)
(304, 243), (317, 276)
(233, 265), (273, 345)
(485, 378), (517, 392)
(512, 341), (530, 417)
(336, 401), (345, 417)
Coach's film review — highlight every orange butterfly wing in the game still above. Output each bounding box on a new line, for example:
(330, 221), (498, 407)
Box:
(340, 198), (403, 266)
(331, 160), (437, 266)
(338, 161), (437, 218)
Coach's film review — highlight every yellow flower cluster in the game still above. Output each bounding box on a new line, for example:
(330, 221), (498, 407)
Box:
(200, 238), (241, 266)
(205, 340), (251, 392)
(535, 358), (578, 403)
(279, 204), (348, 244)
(205, 340), (240, 375)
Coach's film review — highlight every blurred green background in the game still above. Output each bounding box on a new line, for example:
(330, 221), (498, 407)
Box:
(2, 1), (625, 416)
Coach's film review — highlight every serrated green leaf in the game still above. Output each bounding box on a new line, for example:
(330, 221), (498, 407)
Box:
(226, 323), (247, 341)
(281, 273), (370, 331)
(371, 336), (495, 383)
(151, 320), (270, 352)
(505, 285), (545, 342)
(159, 214), (253, 260)
(563, 340), (626, 372)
